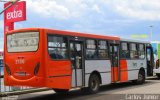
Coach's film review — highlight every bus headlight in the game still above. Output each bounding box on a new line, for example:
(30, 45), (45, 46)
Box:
(5, 64), (11, 75)
(34, 62), (40, 76)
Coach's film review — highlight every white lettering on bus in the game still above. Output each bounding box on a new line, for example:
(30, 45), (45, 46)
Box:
(15, 59), (25, 64)
(6, 10), (22, 20)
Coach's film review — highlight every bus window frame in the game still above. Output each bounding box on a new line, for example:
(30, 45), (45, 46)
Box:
(6, 31), (40, 53)
(120, 41), (130, 60)
(47, 34), (70, 61)
(97, 40), (110, 59)
(120, 41), (146, 60)
(47, 33), (112, 61)
(138, 43), (145, 59)
(85, 38), (110, 60)
(129, 42), (146, 60)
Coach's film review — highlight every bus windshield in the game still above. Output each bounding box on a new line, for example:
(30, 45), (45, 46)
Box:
(7, 32), (39, 52)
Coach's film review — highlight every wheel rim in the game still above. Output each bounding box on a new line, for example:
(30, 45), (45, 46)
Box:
(138, 73), (143, 82)
(91, 79), (98, 91)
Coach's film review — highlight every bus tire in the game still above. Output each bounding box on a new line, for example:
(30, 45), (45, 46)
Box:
(132, 70), (145, 84)
(53, 89), (69, 94)
(88, 74), (100, 94)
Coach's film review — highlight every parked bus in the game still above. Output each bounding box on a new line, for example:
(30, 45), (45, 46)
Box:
(151, 41), (160, 78)
(4, 28), (154, 94)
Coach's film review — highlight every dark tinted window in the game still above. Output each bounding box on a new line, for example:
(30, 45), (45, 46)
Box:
(98, 40), (109, 58)
(86, 39), (97, 59)
(48, 35), (68, 59)
(130, 43), (138, 59)
(121, 42), (130, 59)
(138, 44), (145, 59)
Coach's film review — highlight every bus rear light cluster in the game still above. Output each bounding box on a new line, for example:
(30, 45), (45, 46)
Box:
(5, 64), (11, 75)
(34, 62), (40, 76)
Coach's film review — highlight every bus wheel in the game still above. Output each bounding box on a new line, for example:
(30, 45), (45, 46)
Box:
(132, 70), (145, 84)
(88, 74), (100, 94)
(53, 89), (69, 94)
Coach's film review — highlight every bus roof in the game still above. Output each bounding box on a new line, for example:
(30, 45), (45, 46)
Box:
(7, 28), (120, 41)
(7, 28), (151, 44)
(120, 38), (150, 44)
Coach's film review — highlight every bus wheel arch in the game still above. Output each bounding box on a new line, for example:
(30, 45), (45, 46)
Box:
(132, 67), (145, 84)
(139, 67), (145, 75)
(90, 71), (102, 84)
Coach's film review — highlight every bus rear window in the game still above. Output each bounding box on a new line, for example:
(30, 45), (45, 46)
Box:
(7, 32), (39, 52)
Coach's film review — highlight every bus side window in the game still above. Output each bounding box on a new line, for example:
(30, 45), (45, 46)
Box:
(130, 43), (138, 59)
(121, 42), (130, 59)
(86, 39), (97, 59)
(98, 40), (109, 59)
(138, 44), (145, 59)
(48, 35), (68, 60)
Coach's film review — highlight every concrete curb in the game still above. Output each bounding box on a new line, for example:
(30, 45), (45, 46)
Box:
(0, 88), (51, 97)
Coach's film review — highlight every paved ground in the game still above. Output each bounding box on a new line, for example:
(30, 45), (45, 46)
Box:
(1, 77), (160, 100)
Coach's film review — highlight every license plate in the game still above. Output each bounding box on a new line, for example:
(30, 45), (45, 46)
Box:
(15, 72), (26, 76)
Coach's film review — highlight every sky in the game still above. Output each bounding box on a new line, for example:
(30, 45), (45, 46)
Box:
(0, 0), (160, 50)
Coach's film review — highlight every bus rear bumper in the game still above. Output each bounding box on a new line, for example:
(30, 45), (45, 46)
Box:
(4, 76), (45, 87)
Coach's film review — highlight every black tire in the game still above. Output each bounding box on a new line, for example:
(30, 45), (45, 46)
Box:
(87, 74), (100, 94)
(132, 70), (145, 84)
(53, 89), (69, 94)
(156, 74), (160, 79)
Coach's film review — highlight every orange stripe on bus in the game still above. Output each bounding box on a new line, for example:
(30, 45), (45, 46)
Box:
(111, 67), (118, 82)
(120, 60), (128, 82)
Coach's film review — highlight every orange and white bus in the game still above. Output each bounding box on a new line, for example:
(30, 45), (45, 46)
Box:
(4, 28), (154, 94)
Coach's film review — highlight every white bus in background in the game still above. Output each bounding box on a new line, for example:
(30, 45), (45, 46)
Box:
(152, 41), (160, 78)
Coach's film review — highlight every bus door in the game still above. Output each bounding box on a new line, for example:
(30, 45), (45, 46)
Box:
(70, 41), (84, 87)
(146, 46), (154, 76)
(110, 44), (120, 82)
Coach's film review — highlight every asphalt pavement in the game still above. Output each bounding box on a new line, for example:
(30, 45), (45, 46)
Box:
(1, 77), (160, 100)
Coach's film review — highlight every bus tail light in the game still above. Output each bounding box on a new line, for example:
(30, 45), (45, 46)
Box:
(34, 62), (40, 76)
(5, 64), (11, 75)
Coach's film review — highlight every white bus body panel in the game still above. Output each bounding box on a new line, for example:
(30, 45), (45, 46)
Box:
(85, 60), (111, 87)
(127, 59), (147, 80)
(71, 70), (76, 87)
(71, 69), (83, 87)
